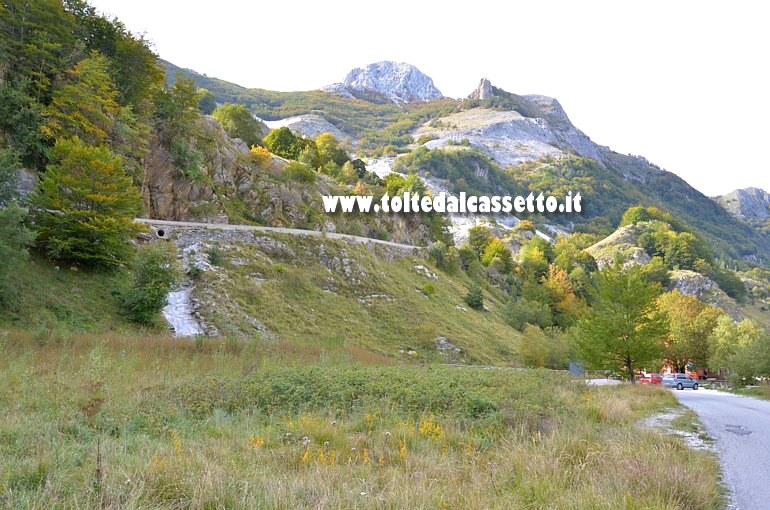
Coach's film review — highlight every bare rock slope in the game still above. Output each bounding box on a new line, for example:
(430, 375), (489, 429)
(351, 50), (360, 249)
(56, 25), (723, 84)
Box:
(715, 187), (770, 223)
(324, 61), (443, 103)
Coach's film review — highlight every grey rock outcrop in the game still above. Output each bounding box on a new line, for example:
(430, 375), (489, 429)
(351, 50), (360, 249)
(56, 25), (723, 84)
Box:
(324, 61), (443, 103)
(668, 270), (745, 321)
(715, 187), (770, 223)
(13, 168), (37, 200)
(263, 114), (349, 141)
(469, 78), (494, 100)
(586, 223), (651, 269)
(416, 79), (604, 167)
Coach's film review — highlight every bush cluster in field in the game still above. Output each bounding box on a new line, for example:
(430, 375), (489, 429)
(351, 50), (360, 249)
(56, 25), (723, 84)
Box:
(175, 366), (569, 422)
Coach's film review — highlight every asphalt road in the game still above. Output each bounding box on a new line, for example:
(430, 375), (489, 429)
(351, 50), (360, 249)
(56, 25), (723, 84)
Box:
(674, 388), (770, 509)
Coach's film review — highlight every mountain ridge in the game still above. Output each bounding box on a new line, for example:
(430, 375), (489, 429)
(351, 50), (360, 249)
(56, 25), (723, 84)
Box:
(161, 60), (770, 266)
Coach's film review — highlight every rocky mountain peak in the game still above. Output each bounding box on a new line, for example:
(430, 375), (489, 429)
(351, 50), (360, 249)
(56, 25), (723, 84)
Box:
(468, 78), (494, 100)
(324, 61), (442, 103)
(715, 187), (770, 222)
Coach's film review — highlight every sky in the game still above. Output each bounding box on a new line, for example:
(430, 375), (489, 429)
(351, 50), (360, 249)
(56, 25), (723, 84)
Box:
(88, 0), (768, 197)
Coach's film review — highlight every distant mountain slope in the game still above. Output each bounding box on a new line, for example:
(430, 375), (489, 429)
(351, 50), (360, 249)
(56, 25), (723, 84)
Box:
(161, 60), (456, 140)
(161, 60), (403, 135)
(162, 61), (770, 266)
(715, 187), (770, 223)
(417, 80), (770, 264)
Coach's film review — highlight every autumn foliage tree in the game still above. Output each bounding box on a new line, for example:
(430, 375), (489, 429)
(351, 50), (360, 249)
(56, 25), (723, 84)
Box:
(656, 291), (723, 373)
(32, 137), (143, 267)
(541, 265), (584, 327)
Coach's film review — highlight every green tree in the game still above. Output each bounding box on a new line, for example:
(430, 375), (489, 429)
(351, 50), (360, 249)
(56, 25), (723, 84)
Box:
(573, 264), (667, 382)
(154, 74), (200, 142)
(315, 132), (349, 166)
(527, 236), (555, 262)
(0, 148), (21, 206)
(32, 138), (143, 267)
(519, 325), (548, 368)
(0, 0), (75, 100)
(464, 283), (484, 310)
(212, 103), (265, 147)
(428, 240), (459, 274)
(467, 225), (492, 258)
(709, 317), (770, 385)
(542, 264), (584, 328)
(0, 203), (34, 308)
(120, 243), (180, 324)
(197, 88), (216, 115)
(264, 126), (301, 160)
(153, 74), (203, 179)
(519, 244), (549, 282)
(112, 106), (151, 177)
(710, 266), (748, 303)
(111, 32), (164, 115)
(65, 1), (163, 114)
(0, 84), (46, 165)
(43, 52), (121, 146)
(298, 144), (321, 169)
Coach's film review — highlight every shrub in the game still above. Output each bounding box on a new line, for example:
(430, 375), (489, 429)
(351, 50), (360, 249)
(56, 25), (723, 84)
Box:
(169, 138), (204, 181)
(206, 247), (224, 267)
(282, 162), (316, 184)
(464, 284), (484, 310)
(0, 204), (34, 308)
(249, 145), (272, 168)
(121, 244), (180, 325)
(516, 220), (536, 232)
(428, 241), (459, 273)
(502, 298), (553, 331)
(0, 147), (21, 206)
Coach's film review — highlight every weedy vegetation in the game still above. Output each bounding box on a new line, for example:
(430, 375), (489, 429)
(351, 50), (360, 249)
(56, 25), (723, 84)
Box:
(0, 332), (723, 509)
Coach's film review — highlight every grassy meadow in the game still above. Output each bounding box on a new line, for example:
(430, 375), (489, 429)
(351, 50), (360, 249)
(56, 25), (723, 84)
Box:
(0, 331), (723, 509)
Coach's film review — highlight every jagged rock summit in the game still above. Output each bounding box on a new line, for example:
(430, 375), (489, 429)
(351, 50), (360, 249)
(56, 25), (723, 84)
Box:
(323, 61), (443, 103)
(715, 187), (770, 223)
(468, 78), (494, 100)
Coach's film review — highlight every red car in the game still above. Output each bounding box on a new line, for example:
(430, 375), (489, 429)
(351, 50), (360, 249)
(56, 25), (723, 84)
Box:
(639, 373), (663, 385)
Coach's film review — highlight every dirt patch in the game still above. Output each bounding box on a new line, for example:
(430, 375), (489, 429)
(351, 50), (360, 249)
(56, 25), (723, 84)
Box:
(641, 407), (714, 451)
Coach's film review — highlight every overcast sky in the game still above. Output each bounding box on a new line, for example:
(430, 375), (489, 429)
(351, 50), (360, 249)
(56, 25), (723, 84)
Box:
(89, 0), (768, 197)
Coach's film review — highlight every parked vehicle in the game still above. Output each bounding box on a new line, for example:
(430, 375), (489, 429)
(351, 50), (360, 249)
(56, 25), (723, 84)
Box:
(662, 373), (699, 390)
(639, 373), (663, 385)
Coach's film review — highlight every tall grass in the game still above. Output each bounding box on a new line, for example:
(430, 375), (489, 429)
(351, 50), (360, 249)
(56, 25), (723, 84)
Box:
(0, 331), (722, 509)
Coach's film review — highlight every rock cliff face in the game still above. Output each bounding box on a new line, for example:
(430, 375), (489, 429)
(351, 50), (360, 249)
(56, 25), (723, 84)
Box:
(416, 80), (604, 167)
(143, 116), (250, 223)
(468, 78), (494, 100)
(142, 116), (432, 245)
(263, 114), (349, 141)
(585, 223), (651, 270)
(324, 61), (443, 103)
(668, 270), (745, 321)
(715, 187), (770, 223)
